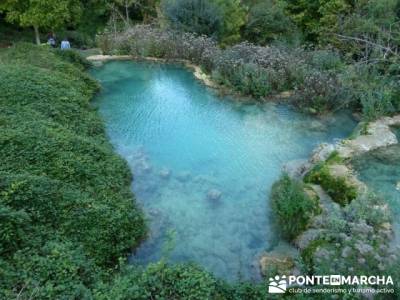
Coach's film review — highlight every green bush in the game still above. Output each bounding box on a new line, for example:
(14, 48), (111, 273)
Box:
(54, 48), (93, 69)
(340, 65), (400, 121)
(305, 194), (400, 294)
(304, 164), (357, 206)
(300, 238), (330, 274)
(0, 241), (99, 300)
(94, 261), (277, 300)
(0, 44), (146, 298)
(95, 262), (220, 300)
(270, 174), (321, 241)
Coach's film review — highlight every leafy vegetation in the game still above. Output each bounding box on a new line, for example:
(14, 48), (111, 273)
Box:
(244, 0), (299, 46)
(0, 0), (83, 44)
(0, 43), (146, 298)
(300, 193), (400, 298)
(270, 174), (321, 241)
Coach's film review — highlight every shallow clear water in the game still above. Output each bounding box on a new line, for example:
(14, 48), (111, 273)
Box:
(352, 139), (400, 246)
(91, 61), (356, 281)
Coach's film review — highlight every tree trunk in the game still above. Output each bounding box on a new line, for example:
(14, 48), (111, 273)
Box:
(125, 1), (130, 24)
(33, 25), (40, 45)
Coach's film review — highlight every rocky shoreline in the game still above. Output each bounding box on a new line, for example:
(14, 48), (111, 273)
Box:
(86, 54), (218, 88)
(259, 114), (400, 277)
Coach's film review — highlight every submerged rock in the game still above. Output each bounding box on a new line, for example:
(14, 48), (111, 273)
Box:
(159, 168), (171, 179)
(176, 171), (191, 182)
(309, 120), (327, 132)
(396, 181), (400, 191)
(134, 157), (152, 174)
(207, 189), (222, 201)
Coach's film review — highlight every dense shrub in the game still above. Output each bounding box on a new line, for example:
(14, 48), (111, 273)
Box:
(292, 69), (343, 113)
(0, 43), (146, 298)
(0, 241), (99, 300)
(54, 48), (93, 69)
(102, 25), (350, 113)
(270, 174), (321, 241)
(302, 193), (399, 296)
(211, 42), (300, 95)
(340, 65), (400, 121)
(95, 262), (220, 300)
(94, 260), (280, 300)
(107, 25), (219, 71)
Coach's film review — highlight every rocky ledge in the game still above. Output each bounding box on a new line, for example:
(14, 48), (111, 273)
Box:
(337, 115), (400, 158)
(259, 114), (400, 277)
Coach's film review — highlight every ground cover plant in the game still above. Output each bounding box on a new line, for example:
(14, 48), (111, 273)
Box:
(270, 174), (321, 241)
(0, 43), (147, 298)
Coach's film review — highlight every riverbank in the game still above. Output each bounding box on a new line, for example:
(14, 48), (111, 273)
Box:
(260, 115), (400, 294)
(87, 54), (219, 89)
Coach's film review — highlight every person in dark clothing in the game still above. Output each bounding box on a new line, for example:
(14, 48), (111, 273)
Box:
(47, 33), (56, 48)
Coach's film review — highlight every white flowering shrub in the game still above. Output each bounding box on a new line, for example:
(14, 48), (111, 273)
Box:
(301, 193), (400, 294)
(99, 25), (347, 112)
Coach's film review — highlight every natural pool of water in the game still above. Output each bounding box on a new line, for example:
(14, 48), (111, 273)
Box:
(352, 136), (400, 247)
(91, 61), (356, 281)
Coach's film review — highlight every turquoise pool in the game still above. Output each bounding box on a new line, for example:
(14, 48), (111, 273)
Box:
(352, 141), (400, 247)
(91, 61), (356, 281)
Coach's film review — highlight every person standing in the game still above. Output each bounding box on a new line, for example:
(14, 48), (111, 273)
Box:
(60, 38), (71, 50)
(47, 33), (56, 48)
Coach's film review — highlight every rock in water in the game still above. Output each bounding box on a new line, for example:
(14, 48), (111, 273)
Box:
(207, 189), (222, 201)
(159, 168), (171, 179)
(176, 171), (191, 182)
(310, 143), (335, 163)
(396, 182), (400, 191)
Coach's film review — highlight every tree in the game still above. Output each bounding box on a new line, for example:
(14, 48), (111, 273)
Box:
(113, 0), (138, 23)
(283, 0), (351, 42)
(336, 0), (400, 59)
(214, 0), (247, 45)
(161, 0), (223, 37)
(245, 0), (297, 45)
(0, 0), (82, 45)
(161, 0), (246, 45)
